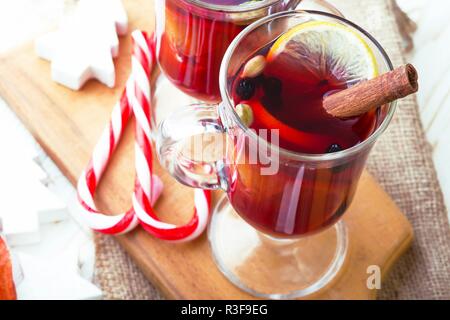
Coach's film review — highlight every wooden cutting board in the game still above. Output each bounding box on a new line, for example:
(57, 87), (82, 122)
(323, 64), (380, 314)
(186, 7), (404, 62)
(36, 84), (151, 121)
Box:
(0, 0), (413, 299)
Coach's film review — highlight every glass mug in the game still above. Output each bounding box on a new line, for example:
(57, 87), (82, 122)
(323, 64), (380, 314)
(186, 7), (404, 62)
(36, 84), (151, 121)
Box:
(152, 0), (342, 128)
(156, 11), (395, 298)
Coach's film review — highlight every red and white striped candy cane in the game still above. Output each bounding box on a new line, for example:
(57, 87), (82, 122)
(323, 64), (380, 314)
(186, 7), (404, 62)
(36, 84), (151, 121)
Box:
(77, 30), (211, 240)
(129, 30), (211, 241)
(77, 80), (163, 235)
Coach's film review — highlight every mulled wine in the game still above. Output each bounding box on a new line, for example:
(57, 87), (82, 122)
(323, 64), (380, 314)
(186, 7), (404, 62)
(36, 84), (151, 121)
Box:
(228, 32), (379, 237)
(156, 11), (398, 298)
(156, 0), (298, 102)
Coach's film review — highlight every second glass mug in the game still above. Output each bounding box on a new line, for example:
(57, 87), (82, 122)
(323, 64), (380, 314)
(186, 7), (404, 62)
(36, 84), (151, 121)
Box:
(152, 0), (342, 127)
(156, 11), (396, 298)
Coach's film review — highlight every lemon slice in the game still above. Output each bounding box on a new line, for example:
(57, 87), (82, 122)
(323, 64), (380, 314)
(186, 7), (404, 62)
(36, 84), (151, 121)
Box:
(267, 20), (378, 85)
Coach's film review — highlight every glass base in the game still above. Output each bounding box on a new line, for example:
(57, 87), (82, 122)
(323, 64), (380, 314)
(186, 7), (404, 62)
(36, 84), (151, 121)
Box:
(208, 195), (348, 299)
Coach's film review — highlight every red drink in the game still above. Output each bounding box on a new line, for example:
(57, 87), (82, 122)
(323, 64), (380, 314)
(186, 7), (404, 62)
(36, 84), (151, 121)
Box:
(228, 42), (379, 237)
(156, 0), (299, 102)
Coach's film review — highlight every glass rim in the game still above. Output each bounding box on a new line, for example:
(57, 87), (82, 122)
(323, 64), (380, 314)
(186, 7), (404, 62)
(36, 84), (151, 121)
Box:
(219, 10), (397, 162)
(185, 0), (281, 13)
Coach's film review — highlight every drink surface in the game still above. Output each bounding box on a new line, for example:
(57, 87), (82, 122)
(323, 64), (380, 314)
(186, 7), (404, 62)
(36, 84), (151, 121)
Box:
(231, 42), (377, 154)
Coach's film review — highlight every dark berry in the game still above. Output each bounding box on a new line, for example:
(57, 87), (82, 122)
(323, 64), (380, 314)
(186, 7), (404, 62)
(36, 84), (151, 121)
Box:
(263, 77), (282, 96)
(236, 78), (256, 100)
(326, 143), (342, 153)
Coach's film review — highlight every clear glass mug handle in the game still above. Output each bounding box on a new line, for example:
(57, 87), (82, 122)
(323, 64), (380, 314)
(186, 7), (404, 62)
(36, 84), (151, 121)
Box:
(156, 103), (228, 191)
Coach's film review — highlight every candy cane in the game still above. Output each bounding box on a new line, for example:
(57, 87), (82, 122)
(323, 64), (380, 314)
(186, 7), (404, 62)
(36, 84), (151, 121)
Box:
(129, 30), (211, 241)
(77, 30), (211, 240)
(77, 79), (163, 235)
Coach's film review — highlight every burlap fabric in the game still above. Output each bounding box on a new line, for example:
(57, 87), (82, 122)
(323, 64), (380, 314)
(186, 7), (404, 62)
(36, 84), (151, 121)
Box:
(94, 234), (163, 300)
(94, 0), (450, 299)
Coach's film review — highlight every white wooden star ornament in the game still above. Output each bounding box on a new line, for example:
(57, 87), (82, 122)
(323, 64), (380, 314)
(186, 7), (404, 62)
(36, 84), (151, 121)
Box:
(35, 0), (128, 90)
(0, 101), (68, 246)
(15, 252), (102, 300)
(0, 162), (68, 246)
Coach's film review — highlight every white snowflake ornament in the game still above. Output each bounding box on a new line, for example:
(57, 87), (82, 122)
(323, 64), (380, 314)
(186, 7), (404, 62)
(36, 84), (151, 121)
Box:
(35, 0), (128, 90)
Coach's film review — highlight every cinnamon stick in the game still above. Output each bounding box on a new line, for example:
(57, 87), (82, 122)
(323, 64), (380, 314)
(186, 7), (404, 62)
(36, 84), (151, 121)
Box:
(323, 64), (418, 118)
